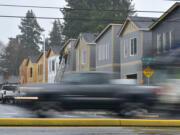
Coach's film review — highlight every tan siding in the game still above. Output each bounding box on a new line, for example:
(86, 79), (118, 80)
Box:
(19, 59), (28, 84)
(36, 53), (48, 83)
(121, 21), (139, 36)
(27, 60), (37, 83)
(76, 37), (91, 72)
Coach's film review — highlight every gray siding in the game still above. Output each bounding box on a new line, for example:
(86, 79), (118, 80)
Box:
(96, 25), (121, 74)
(120, 31), (144, 83)
(96, 28), (113, 70)
(120, 31), (142, 63)
(96, 67), (113, 72)
(152, 6), (180, 55)
(143, 31), (153, 57)
(65, 40), (76, 73)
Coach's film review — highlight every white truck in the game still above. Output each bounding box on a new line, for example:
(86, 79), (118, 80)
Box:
(0, 85), (19, 103)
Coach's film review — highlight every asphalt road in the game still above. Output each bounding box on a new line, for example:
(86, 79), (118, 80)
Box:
(0, 127), (180, 135)
(0, 104), (118, 118)
(0, 103), (178, 119)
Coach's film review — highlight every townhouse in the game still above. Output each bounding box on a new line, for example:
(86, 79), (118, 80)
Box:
(26, 56), (37, 83)
(46, 46), (61, 83)
(118, 16), (157, 83)
(19, 3), (180, 84)
(36, 52), (48, 83)
(148, 2), (180, 83)
(95, 24), (122, 78)
(19, 58), (28, 84)
(150, 2), (180, 55)
(59, 39), (76, 74)
(75, 33), (96, 72)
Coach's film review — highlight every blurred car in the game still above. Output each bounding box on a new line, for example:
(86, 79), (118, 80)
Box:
(18, 72), (161, 117)
(0, 85), (20, 103)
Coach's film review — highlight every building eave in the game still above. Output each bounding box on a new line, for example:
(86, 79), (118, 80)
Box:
(94, 24), (122, 42)
(149, 2), (180, 30)
(60, 38), (76, 53)
(118, 17), (139, 36)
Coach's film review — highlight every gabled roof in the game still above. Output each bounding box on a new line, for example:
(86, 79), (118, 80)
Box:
(94, 24), (122, 42)
(26, 56), (38, 66)
(59, 39), (76, 53)
(29, 56), (37, 63)
(46, 45), (61, 58)
(130, 16), (157, 29)
(36, 52), (47, 63)
(21, 58), (28, 66)
(52, 46), (61, 55)
(74, 33), (96, 48)
(118, 16), (157, 36)
(149, 2), (180, 30)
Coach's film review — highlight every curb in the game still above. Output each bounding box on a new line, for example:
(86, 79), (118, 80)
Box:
(0, 118), (180, 126)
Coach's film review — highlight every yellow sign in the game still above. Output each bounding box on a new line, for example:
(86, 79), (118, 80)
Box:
(143, 66), (154, 78)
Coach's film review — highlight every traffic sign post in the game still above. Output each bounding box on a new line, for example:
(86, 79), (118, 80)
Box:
(143, 66), (154, 86)
(141, 57), (156, 65)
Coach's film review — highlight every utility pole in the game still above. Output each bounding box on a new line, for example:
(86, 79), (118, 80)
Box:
(43, 34), (46, 83)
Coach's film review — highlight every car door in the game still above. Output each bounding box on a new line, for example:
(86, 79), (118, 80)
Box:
(62, 84), (117, 109)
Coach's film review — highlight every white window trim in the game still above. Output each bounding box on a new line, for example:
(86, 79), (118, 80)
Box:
(52, 60), (55, 72)
(157, 33), (161, 54)
(99, 45), (101, 61)
(130, 38), (137, 56)
(103, 45), (105, 60)
(106, 44), (108, 60)
(107, 43), (109, 60)
(81, 50), (86, 64)
(124, 40), (127, 58)
(163, 32), (166, 52)
(169, 31), (172, 49)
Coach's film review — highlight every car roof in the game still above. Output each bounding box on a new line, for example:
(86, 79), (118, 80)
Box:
(2, 85), (17, 87)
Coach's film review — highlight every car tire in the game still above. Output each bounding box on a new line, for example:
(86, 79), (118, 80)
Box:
(118, 102), (148, 117)
(33, 101), (63, 118)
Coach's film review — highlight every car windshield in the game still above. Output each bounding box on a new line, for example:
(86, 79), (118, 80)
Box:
(2, 86), (17, 91)
(60, 73), (111, 84)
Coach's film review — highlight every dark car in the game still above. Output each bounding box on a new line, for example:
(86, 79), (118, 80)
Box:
(18, 72), (161, 117)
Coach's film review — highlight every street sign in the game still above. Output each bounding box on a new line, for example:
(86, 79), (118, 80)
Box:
(143, 66), (154, 78)
(141, 57), (156, 62)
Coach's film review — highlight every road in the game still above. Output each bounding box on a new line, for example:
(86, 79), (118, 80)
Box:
(0, 104), (176, 119)
(0, 127), (180, 135)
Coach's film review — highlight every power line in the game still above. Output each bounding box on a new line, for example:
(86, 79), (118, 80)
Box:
(0, 4), (166, 13)
(0, 4), (60, 9)
(0, 14), (180, 23)
(0, 15), (125, 21)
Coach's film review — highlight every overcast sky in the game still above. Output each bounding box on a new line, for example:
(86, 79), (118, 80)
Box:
(0, 0), (176, 44)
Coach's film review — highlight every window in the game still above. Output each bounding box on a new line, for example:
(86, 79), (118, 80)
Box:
(106, 44), (108, 60)
(169, 31), (172, 49)
(52, 60), (55, 71)
(107, 43), (109, 59)
(157, 34), (161, 53)
(30, 68), (33, 78)
(124, 40), (128, 57)
(130, 38), (137, 56)
(97, 46), (99, 61)
(38, 65), (40, 75)
(82, 50), (86, 64)
(40, 64), (43, 75)
(99, 45), (102, 60)
(103, 45), (105, 60)
(99, 45), (101, 60)
(49, 60), (51, 72)
(163, 33), (166, 52)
